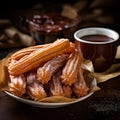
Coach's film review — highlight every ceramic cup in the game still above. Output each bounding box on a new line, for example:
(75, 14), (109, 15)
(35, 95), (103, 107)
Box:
(74, 27), (119, 72)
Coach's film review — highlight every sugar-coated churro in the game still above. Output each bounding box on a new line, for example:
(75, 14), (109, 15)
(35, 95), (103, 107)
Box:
(72, 68), (89, 98)
(8, 74), (26, 97)
(61, 49), (82, 86)
(37, 54), (68, 84)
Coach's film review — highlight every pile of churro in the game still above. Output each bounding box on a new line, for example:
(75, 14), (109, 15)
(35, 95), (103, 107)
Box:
(8, 38), (89, 101)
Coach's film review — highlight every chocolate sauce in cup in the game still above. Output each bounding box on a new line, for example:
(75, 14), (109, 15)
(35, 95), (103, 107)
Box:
(74, 27), (119, 72)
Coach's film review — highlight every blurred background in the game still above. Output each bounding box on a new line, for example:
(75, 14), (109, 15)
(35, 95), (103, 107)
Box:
(0, 0), (120, 56)
(1, 0), (120, 30)
(0, 1), (120, 120)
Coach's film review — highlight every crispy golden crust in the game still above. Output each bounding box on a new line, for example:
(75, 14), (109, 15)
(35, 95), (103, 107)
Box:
(61, 49), (82, 86)
(8, 39), (70, 76)
(11, 43), (51, 60)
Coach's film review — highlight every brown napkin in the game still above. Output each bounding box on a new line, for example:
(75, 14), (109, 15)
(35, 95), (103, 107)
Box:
(0, 54), (11, 90)
(93, 63), (120, 83)
(81, 59), (120, 83)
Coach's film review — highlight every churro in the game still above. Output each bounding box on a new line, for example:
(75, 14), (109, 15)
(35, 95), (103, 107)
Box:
(63, 85), (72, 98)
(72, 68), (89, 98)
(61, 49), (82, 86)
(11, 43), (51, 60)
(37, 54), (68, 84)
(8, 39), (70, 76)
(49, 71), (64, 96)
(26, 72), (47, 101)
(8, 74), (26, 97)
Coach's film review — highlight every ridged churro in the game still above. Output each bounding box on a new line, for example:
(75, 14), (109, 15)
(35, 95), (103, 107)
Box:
(8, 74), (26, 97)
(61, 49), (82, 86)
(8, 39), (70, 76)
(49, 71), (64, 96)
(27, 81), (47, 101)
(37, 54), (68, 84)
(26, 72), (47, 101)
(72, 68), (89, 98)
(11, 43), (51, 60)
(10, 42), (74, 61)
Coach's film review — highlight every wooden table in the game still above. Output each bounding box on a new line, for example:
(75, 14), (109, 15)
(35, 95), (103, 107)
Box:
(0, 76), (120, 120)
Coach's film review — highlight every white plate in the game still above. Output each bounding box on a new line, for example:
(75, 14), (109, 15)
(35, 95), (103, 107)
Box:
(5, 78), (97, 108)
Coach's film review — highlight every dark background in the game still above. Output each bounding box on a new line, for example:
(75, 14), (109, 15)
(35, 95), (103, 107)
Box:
(1, 0), (120, 30)
(0, 1), (120, 120)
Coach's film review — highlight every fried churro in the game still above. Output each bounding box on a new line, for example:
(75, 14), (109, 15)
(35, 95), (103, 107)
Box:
(11, 43), (51, 60)
(49, 71), (64, 96)
(61, 49), (82, 86)
(72, 68), (89, 98)
(8, 74), (26, 97)
(10, 42), (74, 61)
(63, 85), (72, 98)
(26, 72), (47, 101)
(37, 54), (68, 84)
(8, 39), (70, 76)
